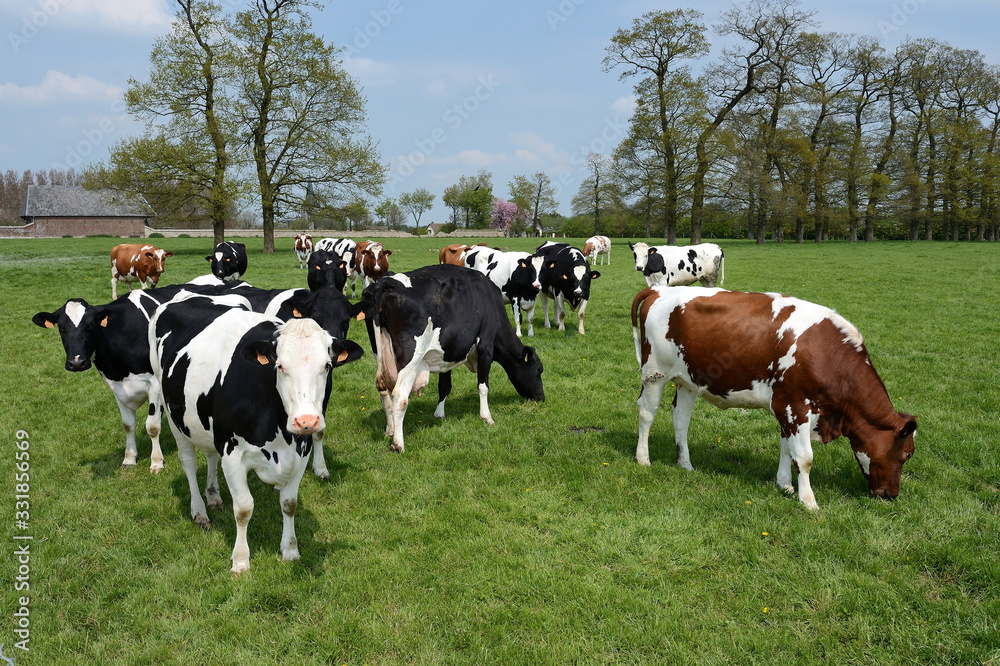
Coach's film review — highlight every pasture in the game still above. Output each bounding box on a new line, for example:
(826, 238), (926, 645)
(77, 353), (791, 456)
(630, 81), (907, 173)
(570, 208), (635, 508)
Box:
(1, 235), (998, 664)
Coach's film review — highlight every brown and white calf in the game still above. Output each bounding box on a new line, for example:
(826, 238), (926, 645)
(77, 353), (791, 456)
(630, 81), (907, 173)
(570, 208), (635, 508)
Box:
(356, 240), (391, 289)
(110, 244), (173, 300)
(631, 286), (916, 510)
(294, 234), (313, 269)
(583, 235), (611, 266)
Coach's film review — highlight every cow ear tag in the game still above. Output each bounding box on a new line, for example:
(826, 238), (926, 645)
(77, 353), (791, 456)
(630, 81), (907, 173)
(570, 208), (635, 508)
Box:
(256, 352), (270, 365)
(292, 308), (302, 317)
(44, 320), (55, 329)
(356, 312), (366, 321)
(100, 316), (109, 328)
(548, 261), (555, 268)
(337, 350), (350, 363)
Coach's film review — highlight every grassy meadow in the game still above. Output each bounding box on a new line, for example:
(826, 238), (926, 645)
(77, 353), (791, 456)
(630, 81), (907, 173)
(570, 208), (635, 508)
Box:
(1, 234), (998, 664)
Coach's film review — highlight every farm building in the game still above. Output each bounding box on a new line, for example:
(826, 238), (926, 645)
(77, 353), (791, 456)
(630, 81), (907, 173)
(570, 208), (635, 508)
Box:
(2, 185), (154, 238)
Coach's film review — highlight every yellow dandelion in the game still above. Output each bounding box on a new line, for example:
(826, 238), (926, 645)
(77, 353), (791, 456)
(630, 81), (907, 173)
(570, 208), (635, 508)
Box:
(746, 500), (752, 504)
(602, 462), (609, 466)
(763, 607), (769, 613)
(762, 531), (768, 536)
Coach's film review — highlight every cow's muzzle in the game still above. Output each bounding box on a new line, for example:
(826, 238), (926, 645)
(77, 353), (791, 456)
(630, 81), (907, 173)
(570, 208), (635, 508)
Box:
(66, 356), (90, 372)
(291, 415), (322, 435)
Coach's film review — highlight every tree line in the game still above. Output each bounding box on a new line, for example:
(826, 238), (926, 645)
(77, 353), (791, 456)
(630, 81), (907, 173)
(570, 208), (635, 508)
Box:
(0, 169), (85, 224)
(579, 0), (1000, 243)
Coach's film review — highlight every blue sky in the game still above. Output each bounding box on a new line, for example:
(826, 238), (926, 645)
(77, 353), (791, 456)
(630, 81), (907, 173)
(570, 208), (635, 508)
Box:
(2, 0), (1000, 222)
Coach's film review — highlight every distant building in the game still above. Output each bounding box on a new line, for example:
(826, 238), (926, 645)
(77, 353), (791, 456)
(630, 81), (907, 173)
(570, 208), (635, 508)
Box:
(426, 222), (444, 236)
(5, 185), (154, 238)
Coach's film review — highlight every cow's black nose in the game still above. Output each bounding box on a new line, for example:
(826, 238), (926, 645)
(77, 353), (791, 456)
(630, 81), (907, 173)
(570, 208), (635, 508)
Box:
(66, 357), (88, 371)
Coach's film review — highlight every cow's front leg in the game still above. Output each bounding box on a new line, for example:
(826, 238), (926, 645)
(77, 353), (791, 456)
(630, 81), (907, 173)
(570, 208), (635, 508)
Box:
(221, 454), (253, 574)
(144, 381), (165, 472)
(476, 347), (495, 425)
(277, 459), (308, 562)
(205, 448), (223, 510)
(555, 295), (567, 332)
(541, 294), (552, 329)
(576, 298), (588, 335)
(434, 371), (452, 419)
(784, 424), (818, 510)
(114, 398), (139, 468)
(310, 429), (329, 479)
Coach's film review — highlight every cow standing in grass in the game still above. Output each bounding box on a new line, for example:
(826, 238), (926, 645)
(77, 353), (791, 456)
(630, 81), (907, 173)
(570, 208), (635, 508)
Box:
(583, 235), (611, 266)
(369, 264), (544, 453)
(206, 241), (247, 282)
(629, 241), (725, 288)
(110, 243), (173, 300)
(631, 285), (916, 509)
(533, 241), (600, 335)
(148, 296), (363, 573)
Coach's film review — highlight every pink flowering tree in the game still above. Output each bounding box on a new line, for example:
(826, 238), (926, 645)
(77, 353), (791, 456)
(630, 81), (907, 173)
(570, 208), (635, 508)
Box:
(491, 198), (529, 236)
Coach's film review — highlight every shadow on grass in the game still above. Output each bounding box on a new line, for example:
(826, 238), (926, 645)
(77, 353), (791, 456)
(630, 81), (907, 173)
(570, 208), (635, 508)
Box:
(603, 423), (872, 502)
(86, 429), (178, 479)
(165, 458), (356, 577)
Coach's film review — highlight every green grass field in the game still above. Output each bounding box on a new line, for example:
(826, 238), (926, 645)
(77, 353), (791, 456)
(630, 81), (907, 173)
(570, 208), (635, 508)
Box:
(1, 235), (998, 665)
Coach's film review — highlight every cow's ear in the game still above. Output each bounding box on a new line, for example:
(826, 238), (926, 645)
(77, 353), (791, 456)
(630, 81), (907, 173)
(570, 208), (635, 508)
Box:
(548, 261), (556, 269)
(338, 261), (347, 270)
(590, 271), (601, 280)
(32, 311), (58, 329)
(522, 346), (540, 366)
(93, 307), (113, 328)
(329, 339), (364, 367)
(285, 293), (313, 319)
(165, 252), (174, 257)
(383, 250), (392, 256)
(648, 247), (658, 254)
(898, 414), (917, 440)
(241, 339), (276, 366)
(351, 300), (375, 321)
(205, 255), (212, 262)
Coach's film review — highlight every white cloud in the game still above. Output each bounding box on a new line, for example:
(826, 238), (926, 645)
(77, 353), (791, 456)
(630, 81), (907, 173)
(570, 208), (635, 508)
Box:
(1, 0), (172, 35)
(612, 95), (636, 119)
(0, 70), (121, 106)
(342, 56), (398, 88)
(508, 131), (568, 164)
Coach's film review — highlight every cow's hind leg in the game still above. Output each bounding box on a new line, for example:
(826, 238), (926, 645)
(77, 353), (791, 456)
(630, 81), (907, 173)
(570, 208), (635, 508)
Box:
(205, 448), (223, 510)
(175, 433), (210, 528)
(636, 374), (669, 466)
(475, 347), (495, 425)
(671, 384), (697, 471)
(221, 454), (254, 573)
(114, 398), (140, 468)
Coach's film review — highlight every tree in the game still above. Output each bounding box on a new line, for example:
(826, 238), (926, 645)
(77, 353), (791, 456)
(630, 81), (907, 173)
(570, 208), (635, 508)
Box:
(398, 188), (434, 227)
(89, 0), (239, 246)
(375, 198), (406, 230)
(571, 154), (617, 235)
(604, 8), (709, 244)
(491, 198), (529, 236)
(233, 0), (385, 252)
(443, 170), (493, 228)
(509, 172), (558, 235)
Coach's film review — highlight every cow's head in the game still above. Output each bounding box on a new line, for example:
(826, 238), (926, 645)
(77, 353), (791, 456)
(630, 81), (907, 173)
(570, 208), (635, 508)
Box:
(510, 257), (541, 297)
(242, 318), (363, 436)
(361, 243), (391, 281)
(546, 258), (600, 309)
(505, 345), (545, 402)
(32, 299), (109, 371)
(629, 242), (650, 272)
(842, 413), (916, 501)
(307, 250), (348, 292)
(146, 247), (173, 274)
(643, 249), (667, 283)
(206, 242), (245, 282)
(285, 286), (356, 340)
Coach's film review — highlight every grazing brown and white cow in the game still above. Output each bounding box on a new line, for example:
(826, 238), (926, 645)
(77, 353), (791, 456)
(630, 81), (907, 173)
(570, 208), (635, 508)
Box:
(631, 286), (916, 510)
(438, 242), (487, 266)
(110, 244), (173, 300)
(583, 235), (611, 266)
(294, 234), (313, 269)
(356, 240), (391, 289)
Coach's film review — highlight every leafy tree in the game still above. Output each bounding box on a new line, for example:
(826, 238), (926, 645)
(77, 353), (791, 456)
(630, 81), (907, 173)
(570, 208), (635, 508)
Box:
(376, 198), (406, 230)
(604, 8), (709, 244)
(88, 0), (240, 246)
(509, 173), (558, 235)
(443, 170), (493, 228)
(491, 198), (529, 236)
(398, 188), (435, 227)
(570, 154), (618, 235)
(233, 0), (385, 252)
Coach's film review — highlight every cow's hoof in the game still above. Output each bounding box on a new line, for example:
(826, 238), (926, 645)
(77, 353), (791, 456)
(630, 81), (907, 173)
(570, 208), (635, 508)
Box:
(635, 457), (651, 467)
(282, 549), (300, 562)
(149, 462), (164, 474)
(194, 514), (212, 530)
(313, 468), (330, 480)
(230, 561), (249, 575)
(121, 459), (137, 469)
(389, 443), (404, 453)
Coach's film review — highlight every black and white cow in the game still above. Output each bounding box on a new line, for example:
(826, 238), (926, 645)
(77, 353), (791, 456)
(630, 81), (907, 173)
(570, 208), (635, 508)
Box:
(629, 241), (725, 288)
(31, 280), (239, 472)
(314, 238), (359, 298)
(148, 296), (363, 573)
(463, 246), (542, 338)
(369, 264), (545, 453)
(532, 241), (601, 335)
(206, 241), (248, 282)
(306, 249), (348, 293)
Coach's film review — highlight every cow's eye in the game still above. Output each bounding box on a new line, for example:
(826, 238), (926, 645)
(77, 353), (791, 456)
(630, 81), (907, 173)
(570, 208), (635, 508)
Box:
(275, 362), (285, 373)
(325, 361), (333, 371)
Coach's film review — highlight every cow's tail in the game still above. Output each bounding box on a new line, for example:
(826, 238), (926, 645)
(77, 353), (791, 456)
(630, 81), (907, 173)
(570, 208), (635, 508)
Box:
(631, 287), (659, 369)
(374, 325), (397, 393)
(719, 250), (725, 287)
